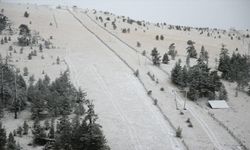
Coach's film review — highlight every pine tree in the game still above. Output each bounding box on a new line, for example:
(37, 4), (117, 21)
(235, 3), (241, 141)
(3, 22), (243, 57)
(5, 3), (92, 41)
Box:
(85, 103), (109, 150)
(136, 41), (141, 47)
(0, 122), (7, 150)
(16, 126), (23, 137)
(182, 65), (189, 87)
(23, 67), (28, 76)
(54, 116), (72, 150)
(85, 103), (98, 125)
(162, 53), (169, 64)
(32, 119), (46, 145)
(186, 40), (197, 58)
(24, 11), (29, 18)
(23, 121), (29, 135)
(4, 37), (7, 43)
(209, 71), (222, 91)
(151, 48), (161, 66)
(171, 61), (182, 86)
(87, 123), (109, 150)
(186, 54), (190, 67)
(39, 44), (43, 52)
(187, 87), (199, 101)
(7, 132), (19, 150)
(218, 44), (231, 80)
(219, 84), (228, 100)
(160, 35), (164, 40)
(56, 56), (60, 65)
(204, 51), (209, 65)
(155, 35), (159, 40)
(48, 120), (55, 139)
(199, 45), (206, 62)
(30, 90), (46, 119)
(44, 119), (50, 130)
(75, 104), (85, 116)
(248, 85), (250, 96)
(168, 43), (177, 60)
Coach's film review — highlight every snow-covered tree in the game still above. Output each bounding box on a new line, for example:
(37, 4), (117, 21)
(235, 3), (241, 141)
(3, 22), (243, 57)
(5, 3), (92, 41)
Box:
(186, 40), (197, 58)
(23, 121), (29, 135)
(0, 122), (7, 149)
(168, 43), (177, 60)
(171, 61), (182, 86)
(32, 119), (46, 145)
(219, 84), (228, 100)
(162, 53), (169, 64)
(151, 48), (161, 66)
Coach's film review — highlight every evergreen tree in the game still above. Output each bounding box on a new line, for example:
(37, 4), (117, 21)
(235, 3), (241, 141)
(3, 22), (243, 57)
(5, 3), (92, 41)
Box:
(162, 53), (169, 64)
(168, 43), (177, 60)
(186, 40), (197, 58)
(44, 119), (50, 130)
(39, 44), (43, 52)
(219, 84), (228, 100)
(4, 37), (7, 43)
(48, 119), (55, 139)
(209, 71), (222, 91)
(248, 85), (250, 96)
(56, 57), (60, 65)
(23, 121), (29, 135)
(155, 35), (159, 40)
(24, 11), (29, 18)
(218, 44), (231, 80)
(204, 51), (209, 65)
(54, 116), (72, 150)
(23, 67), (28, 76)
(86, 103), (109, 150)
(32, 119), (46, 145)
(30, 89), (46, 119)
(7, 132), (19, 150)
(0, 122), (7, 150)
(136, 41), (141, 47)
(182, 65), (189, 87)
(16, 126), (23, 137)
(187, 87), (199, 101)
(151, 48), (161, 66)
(18, 24), (30, 46)
(160, 35), (164, 40)
(186, 54), (190, 67)
(199, 45), (206, 62)
(171, 61), (183, 86)
(70, 118), (88, 150)
(75, 103), (85, 116)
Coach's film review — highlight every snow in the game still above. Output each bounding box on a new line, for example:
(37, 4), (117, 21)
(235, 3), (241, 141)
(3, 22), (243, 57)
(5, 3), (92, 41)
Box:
(208, 100), (229, 109)
(0, 2), (249, 150)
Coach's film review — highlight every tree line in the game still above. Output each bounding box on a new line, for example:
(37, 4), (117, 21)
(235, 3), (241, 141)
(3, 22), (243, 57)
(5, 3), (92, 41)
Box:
(0, 56), (27, 119)
(171, 49), (227, 101)
(0, 59), (109, 149)
(218, 44), (250, 96)
(0, 13), (7, 33)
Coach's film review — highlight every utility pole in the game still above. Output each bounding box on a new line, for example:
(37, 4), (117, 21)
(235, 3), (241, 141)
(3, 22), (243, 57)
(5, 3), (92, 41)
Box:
(172, 90), (179, 110)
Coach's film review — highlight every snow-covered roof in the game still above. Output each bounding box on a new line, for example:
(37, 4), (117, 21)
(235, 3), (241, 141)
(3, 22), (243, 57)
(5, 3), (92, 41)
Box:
(208, 100), (229, 109)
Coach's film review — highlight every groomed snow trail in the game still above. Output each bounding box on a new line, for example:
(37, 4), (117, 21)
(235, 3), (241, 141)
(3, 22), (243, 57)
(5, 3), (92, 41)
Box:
(54, 9), (185, 150)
